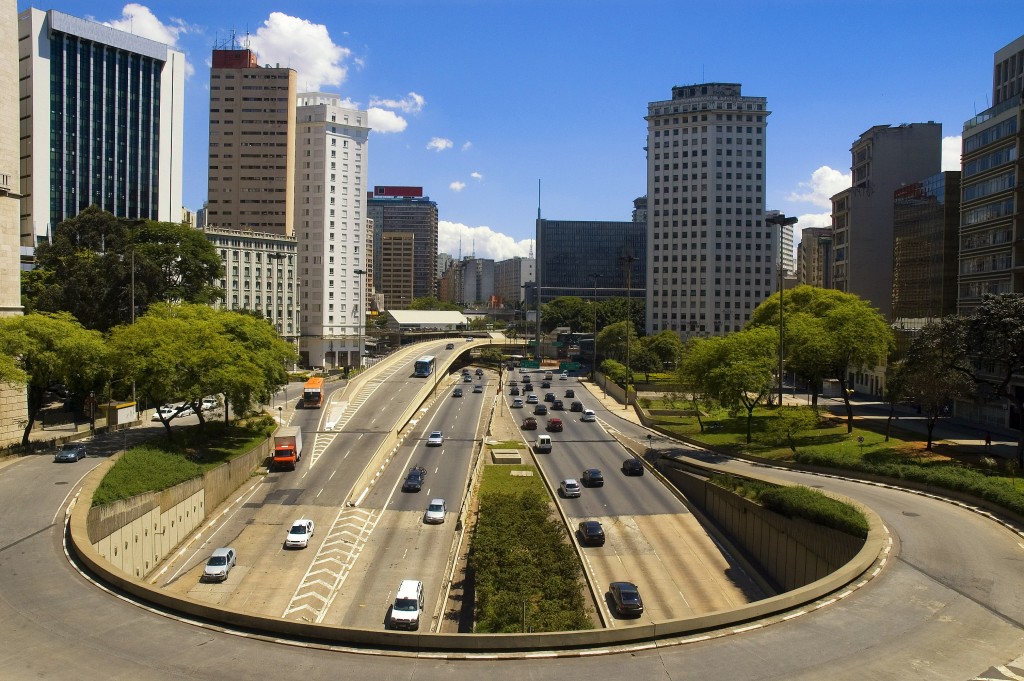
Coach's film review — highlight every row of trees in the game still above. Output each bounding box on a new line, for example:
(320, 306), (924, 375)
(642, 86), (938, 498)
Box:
(0, 304), (297, 445)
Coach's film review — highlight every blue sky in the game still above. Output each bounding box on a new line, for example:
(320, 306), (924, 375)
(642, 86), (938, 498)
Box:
(24, 1), (1020, 260)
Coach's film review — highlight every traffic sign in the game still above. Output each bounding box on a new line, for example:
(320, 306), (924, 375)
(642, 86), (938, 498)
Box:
(559, 361), (580, 371)
(519, 360), (540, 369)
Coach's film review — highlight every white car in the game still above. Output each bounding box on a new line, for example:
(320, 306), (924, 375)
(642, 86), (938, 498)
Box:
(581, 409), (597, 422)
(560, 479), (581, 498)
(201, 396), (219, 412)
(285, 519), (315, 548)
(424, 498), (446, 524)
(526, 394), (539, 404)
(559, 372), (568, 380)
(427, 431), (444, 447)
(151, 404), (181, 422)
(202, 547), (236, 581)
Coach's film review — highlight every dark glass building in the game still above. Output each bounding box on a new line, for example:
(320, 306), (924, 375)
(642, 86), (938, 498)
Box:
(535, 219), (646, 303)
(367, 186), (438, 302)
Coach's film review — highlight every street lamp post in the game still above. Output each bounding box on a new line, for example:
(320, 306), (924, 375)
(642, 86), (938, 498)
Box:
(765, 213), (798, 408)
(590, 273), (600, 380)
(354, 269), (367, 369)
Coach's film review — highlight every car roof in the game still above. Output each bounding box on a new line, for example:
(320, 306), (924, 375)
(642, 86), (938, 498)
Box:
(291, 518), (312, 525)
(582, 520), (602, 528)
(211, 547), (235, 556)
(430, 431), (442, 436)
(563, 478), (578, 485)
(610, 581), (638, 591)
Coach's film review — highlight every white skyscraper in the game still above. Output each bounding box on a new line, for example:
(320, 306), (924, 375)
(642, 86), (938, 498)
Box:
(294, 94), (369, 369)
(645, 83), (775, 339)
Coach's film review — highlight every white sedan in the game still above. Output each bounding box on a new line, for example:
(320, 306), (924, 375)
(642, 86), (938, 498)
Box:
(427, 431), (444, 446)
(285, 519), (315, 549)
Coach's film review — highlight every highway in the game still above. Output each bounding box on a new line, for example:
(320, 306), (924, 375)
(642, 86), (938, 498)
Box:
(1, 346), (1023, 678)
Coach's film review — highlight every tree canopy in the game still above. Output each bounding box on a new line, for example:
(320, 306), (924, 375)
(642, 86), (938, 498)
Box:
(409, 296), (461, 311)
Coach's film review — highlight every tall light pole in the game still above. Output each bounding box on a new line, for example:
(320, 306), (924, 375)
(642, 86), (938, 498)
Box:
(590, 273), (600, 380)
(621, 255), (637, 410)
(765, 213), (798, 408)
(354, 268), (367, 368)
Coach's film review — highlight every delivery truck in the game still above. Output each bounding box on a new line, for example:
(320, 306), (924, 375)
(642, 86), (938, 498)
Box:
(272, 427), (303, 471)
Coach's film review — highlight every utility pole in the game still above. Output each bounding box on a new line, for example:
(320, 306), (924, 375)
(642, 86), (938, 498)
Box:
(765, 214), (798, 408)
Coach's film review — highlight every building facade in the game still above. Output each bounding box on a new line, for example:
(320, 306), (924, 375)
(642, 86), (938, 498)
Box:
(367, 186), (438, 302)
(18, 8), (184, 247)
(380, 231), (415, 309)
(536, 219), (645, 303)
(494, 256), (536, 307)
(796, 227), (833, 288)
(644, 82), (774, 339)
(294, 93), (369, 369)
(206, 48), (296, 236)
(830, 123), (942, 320)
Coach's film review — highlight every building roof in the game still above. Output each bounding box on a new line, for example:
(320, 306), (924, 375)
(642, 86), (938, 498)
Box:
(388, 310), (469, 326)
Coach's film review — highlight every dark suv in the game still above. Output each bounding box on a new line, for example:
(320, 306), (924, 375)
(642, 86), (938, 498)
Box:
(581, 468), (604, 487)
(622, 459), (644, 476)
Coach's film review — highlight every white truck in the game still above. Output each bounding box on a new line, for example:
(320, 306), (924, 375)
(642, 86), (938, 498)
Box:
(272, 427), (303, 471)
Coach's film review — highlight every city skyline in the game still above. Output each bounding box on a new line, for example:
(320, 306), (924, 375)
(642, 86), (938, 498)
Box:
(21, 0), (1018, 258)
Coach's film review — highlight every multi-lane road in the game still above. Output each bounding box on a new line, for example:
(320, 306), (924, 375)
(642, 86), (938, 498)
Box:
(2, 340), (1024, 679)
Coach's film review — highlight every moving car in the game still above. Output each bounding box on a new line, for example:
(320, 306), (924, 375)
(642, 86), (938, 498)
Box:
(446, 342), (455, 350)
(473, 384), (484, 393)
(54, 443), (87, 462)
(581, 468), (604, 487)
(510, 386), (521, 396)
(559, 372), (568, 380)
(608, 581), (644, 617)
(389, 579), (424, 630)
(521, 416), (538, 430)
(202, 547), (236, 582)
(544, 372), (553, 380)
(427, 431), (444, 446)
(151, 405), (179, 422)
(512, 398), (524, 408)
(578, 520), (606, 546)
(559, 479), (581, 498)
(570, 400), (584, 412)
(544, 392), (556, 402)
(535, 434), (552, 453)
(622, 458), (644, 476)
(564, 389), (575, 398)
(581, 409), (597, 422)
(534, 404), (548, 415)
(551, 399), (564, 410)
(402, 466), (427, 492)
(201, 396), (219, 412)
(526, 394), (539, 404)
(285, 519), (315, 549)
(463, 374), (473, 383)
(541, 381), (551, 389)
(546, 417), (563, 432)
(475, 368), (484, 376)
(424, 498), (446, 524)
(452, 387), (463, 397)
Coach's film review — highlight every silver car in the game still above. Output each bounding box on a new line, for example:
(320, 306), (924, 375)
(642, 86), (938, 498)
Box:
(424, 498), (446, 524)
(202, 547), (236, 582)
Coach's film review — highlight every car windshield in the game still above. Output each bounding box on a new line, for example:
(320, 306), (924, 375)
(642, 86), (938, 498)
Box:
(428, 504), (444, 513)
(394, 598), (418, 611)
(60, 445), (77, 452)
(207, 556), (227, 566)
(290, 525), (307, 534)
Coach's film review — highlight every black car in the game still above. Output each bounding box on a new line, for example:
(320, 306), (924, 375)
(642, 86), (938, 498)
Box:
(510, 387), (520, 396)
(622, 459), (644, 476)
(534, 404), (548, 415)
(54, 443), (87, 462)
(578, 520), (606, 546)
(541, 381), (551, 389)
(544, 392), (556, 402)
(570, 400), (584, 412)
(581, 468), (604, 487)
(452, 388), (463, 397)
(551, 399), (564, 410)
(564, 389), (575, 398)
(402, 466), (426, 492)
(609, 581), (644, 617)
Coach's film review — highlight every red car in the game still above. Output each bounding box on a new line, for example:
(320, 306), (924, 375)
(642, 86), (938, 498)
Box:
(546, 418), (563, 432)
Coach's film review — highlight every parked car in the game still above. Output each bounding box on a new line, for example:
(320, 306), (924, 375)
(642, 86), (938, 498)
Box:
(608, 581), (644, 617)
(622, 458), (644, 476)
(201, 396), (219, 412)
(564, 389), (575, 398)
(521, 416), (538, 430)
(547, 417), (563, 432)
(570, 400), (584, 412)
(534, 404), (548, 415)
(285, 519), (315, 549)
(151, 404), (179, 422)
(424, 498), (446, 524)
(544, 392), (556, 402)
(427, 431), (444, 446)
(581, 409), (597, 422)
(473, 384), (484, 393)
(512, 398), (524, 408)
(54, 443), (87, 462)
(452, 388), (463, 397)
(551, 399), (564, 410)
(402, 466), (427, 492)
(526, 394), (539, 404)
(578, 520), (606, 546)
(202, 547), (236, 582)
(581, 468), (605, 487)
(559, 479), (581, 498)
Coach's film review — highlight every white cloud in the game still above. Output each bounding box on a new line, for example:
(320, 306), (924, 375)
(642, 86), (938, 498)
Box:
(471, 172), (483, 181)
(369, 92), (424, 114)
(439, 221), (534, 261)
(461, 141), (473, 151)
(449, 181), (466, 192)
(102, 4), (195, 77)
(368, 108), (408, 133)
(427, 137), (454, 152)
(795, 213), (833, 230)
(786, 166), (852, 209)
(249, 13), (349, 91)
(942, 135), (962, 171)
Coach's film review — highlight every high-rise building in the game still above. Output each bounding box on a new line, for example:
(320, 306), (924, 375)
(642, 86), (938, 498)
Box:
(957, 35), (1024, 315)
(207, 48), (296, 236)
(830, 123), (942, 320)
(644, 83), (774, 339)
(494, 257), (536, 307)
(437, 252), (453, 278)
(380, 231), (415, 309)
(294, 93), (369, 369)
(367, 186), (438, 303)
(796, 227), (833, 288)
(536, 219), (645, 303)
(1, 0), (27, 446)
(767, 210), (796, 275)
(442, 257), (496, 306)
(18, 8), (185, 247)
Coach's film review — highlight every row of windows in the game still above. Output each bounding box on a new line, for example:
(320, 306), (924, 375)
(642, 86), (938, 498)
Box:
(963, 144), (1017, 178)
(962, 198), (1015, 228)
(652, 207), (762, 216)
(964, 117), (1017, 153)
(653, 242), (767, 251)
(963, 170), (1015, 202)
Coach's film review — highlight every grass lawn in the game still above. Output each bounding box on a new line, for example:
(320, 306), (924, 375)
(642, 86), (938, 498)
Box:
(479, 463), (546, 496)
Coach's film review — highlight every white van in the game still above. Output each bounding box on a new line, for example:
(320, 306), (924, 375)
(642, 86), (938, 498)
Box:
(534, 434), (552, 453)
(389, 579), (424, 630)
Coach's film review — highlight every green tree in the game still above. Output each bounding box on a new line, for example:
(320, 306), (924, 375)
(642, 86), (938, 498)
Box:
(763, 406), (820, 453)
(631, 346), (662, 382)
(540, 297), (590, 334)
(0, 312), (108, 444)
(23, 206), (223, 331)
(598, 297), (645, 339)
(409, 296), (460, 311)
(596, 320), (637, 364)
(641, 329), (684, 369)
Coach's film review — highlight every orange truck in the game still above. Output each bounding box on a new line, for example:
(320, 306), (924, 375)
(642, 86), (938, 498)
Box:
(302, 377), (324, 408)
(272, 427), (303, 471)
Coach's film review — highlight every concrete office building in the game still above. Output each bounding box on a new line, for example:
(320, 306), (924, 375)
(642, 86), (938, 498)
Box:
(830, 123), (942, 320)
(294, 93), (369, 369)
(536, 219), (646, 303)
(645, 82), (775, 339)
(442, 257), (496, 306)
(1, 0), (27, 446)
(18, 8), (184, 248)
(796, 227), (833, 288)
(380, 231), (415, 309)
(768, 210), (796, 274)
(494, 256), (536, 307)
(206, 47), (296, 236)
(203, 226), (299, 346)
(367, 186), (438, 302)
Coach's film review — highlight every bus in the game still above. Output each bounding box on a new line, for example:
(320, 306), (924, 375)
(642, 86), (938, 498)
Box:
(413, 356), (436, 377)
(302, 377), (325, 408)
